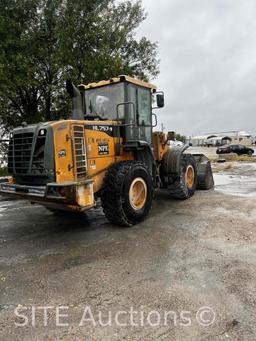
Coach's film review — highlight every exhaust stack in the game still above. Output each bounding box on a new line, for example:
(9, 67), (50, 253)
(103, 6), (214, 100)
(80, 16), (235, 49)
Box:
(66, 79), (84, 120)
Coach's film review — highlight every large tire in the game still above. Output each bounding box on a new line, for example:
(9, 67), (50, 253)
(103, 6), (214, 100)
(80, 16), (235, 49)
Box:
(197, 162), (214, 190)
(192, 154), (214, 190)
(168, 154), (197, 199)
(101, 161), (153, 227)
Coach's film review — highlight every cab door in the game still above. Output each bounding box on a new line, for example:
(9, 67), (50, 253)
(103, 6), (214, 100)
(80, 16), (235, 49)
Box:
(137, 87), (152, 144)
(125, 84), (152, 145)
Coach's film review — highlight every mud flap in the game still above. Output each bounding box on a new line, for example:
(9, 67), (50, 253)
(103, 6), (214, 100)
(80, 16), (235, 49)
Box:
(192, 154), (214, 190)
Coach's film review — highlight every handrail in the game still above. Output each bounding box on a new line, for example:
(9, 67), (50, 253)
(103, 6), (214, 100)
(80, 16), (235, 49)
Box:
(116, 101), (136, 127)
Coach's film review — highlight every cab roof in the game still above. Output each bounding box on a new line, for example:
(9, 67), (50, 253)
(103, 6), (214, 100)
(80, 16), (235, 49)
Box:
(79, 75), (156, 91)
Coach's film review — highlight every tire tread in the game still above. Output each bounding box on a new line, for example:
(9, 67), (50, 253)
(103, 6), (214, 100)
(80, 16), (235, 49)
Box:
(101, 161), (152, 226)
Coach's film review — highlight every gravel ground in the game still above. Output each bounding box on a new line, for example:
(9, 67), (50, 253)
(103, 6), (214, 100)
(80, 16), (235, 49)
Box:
(0, 155), (256, 340)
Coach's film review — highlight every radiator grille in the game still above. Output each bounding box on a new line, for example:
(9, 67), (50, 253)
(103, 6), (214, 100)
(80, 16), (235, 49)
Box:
(8, 130), (47, 176)
(32, 133), (47, 175)
(73, 125), (87, 177)
(13, 132), (34, 174)
(7, 137), (14, 173)
(6, 127), (54, 185)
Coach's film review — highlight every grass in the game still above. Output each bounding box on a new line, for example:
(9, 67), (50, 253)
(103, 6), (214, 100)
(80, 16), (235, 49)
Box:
(209, 155), (256, 163)
(212, 163), (235, 173)
(222, 163), (233, 170)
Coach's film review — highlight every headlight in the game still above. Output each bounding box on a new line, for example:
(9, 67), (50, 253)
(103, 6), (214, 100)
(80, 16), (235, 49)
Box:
(39, 129), (47, 136)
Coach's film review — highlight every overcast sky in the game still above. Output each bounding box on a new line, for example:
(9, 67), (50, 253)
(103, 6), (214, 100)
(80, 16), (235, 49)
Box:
(138, 0), (256, 136)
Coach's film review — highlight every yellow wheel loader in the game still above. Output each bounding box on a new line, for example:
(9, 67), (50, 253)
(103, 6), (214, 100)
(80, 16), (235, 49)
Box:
(0, 75), (214, 226)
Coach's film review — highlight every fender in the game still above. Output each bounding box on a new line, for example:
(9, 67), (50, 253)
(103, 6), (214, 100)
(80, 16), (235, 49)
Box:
(124, 140), (156, 177)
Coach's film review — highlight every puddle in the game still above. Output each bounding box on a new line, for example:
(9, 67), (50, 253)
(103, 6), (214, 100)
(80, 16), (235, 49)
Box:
(0, 203), (11, 217)
(214, 173), (256, 197)
(0, 207), (6, 214)
(0, 199), (25, 217)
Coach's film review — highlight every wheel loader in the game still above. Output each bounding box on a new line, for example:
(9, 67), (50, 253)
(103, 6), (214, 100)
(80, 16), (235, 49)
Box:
(0, 75), (214, 226)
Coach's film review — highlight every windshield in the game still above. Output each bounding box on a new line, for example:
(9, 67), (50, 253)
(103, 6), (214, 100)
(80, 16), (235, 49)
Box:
(84, 83), (125, 120)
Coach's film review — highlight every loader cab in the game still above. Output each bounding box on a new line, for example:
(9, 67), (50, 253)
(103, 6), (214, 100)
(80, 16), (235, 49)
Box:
(79, 75), (163, 145)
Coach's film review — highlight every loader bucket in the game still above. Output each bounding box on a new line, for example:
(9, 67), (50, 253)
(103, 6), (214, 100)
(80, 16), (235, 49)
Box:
(192, 154), (214, 190)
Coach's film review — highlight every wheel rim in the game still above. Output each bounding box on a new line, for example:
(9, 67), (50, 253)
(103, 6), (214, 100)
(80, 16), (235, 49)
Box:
(129, 177), (147, 210)
(185, 165), (195, 189)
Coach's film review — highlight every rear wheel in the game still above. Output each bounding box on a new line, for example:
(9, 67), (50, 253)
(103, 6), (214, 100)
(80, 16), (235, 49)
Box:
(101, 161), (153, 226)
(248, 150), (253, 156)
(168, 154), (197, 199)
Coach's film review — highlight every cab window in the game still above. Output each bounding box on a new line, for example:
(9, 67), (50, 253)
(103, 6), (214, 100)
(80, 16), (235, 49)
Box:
(138, 87), (151, 126)
(85, 83), (125, 120)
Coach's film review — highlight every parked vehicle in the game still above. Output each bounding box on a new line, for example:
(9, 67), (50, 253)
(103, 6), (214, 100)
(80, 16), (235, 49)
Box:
(216, 144), (254, 156)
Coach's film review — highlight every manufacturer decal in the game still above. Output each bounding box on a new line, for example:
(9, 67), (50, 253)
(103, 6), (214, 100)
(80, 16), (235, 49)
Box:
(92, 125), (113, 132)
(85, 124), (119, 137)
(98, 142), (109, 155)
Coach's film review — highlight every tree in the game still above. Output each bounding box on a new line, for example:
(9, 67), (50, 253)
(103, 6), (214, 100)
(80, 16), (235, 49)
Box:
(0, 0), (159, 131)
(175, 133), (187, 144)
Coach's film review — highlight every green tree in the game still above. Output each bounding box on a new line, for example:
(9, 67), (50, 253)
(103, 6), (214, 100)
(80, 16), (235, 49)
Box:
(175, 133), (187, 144)
(0, 0), (159, 131)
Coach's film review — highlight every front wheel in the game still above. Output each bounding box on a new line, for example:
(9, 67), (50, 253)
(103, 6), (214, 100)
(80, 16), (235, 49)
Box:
(168, 154), (197, 199)
(101, 161), (153, 226)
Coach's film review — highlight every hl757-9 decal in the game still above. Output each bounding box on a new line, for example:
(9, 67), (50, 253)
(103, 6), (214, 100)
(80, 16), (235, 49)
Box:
(85, 124), (119, 137)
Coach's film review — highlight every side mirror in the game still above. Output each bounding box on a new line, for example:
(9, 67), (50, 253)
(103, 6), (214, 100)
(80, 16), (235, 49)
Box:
(156, 93), (165, 108)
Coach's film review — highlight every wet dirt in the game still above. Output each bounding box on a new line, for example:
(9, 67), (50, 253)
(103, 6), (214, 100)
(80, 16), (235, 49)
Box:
(213, 162), (256, 198)
(0, 160), (256, 340)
